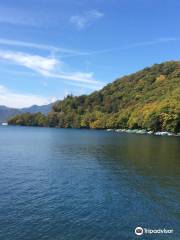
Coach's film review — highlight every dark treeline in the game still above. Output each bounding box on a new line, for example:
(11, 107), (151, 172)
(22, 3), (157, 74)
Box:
(9, 112), (48, 127)
(8, 61), (180, 133)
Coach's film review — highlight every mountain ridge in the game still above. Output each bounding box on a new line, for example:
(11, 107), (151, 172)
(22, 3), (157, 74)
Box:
(8, 61), (180, 133)
(0, 103), (53, 123)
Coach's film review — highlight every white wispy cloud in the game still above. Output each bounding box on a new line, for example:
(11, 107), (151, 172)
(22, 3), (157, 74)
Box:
(0, 37), (176, 91)
(0, 38), (59, 52)
(0, 49), (100, 85)
(46, 71), (100, 84)
(0, 38), (81, 55)
(0, 37), (177, 60)
(0, 50), (59, 75)
(70, 10), (104, 30)
(0, 85), (56, 108)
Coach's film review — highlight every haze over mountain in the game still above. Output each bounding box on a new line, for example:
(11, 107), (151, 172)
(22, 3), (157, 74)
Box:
(0, 103), (53, 123)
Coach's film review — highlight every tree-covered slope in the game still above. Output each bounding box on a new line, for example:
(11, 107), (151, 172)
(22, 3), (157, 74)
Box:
(8, 61), (180, 133)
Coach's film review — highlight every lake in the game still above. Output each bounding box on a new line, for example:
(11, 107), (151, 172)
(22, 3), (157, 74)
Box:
(0, 126), (179, 240)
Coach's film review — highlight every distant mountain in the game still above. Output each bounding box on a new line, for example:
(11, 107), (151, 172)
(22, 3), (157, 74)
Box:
(0, 103), (53, 123)
(0, 106), (20, 123)
(21, 103), (53, 115)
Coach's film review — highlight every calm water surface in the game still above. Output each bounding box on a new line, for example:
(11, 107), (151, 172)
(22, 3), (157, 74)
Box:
(0, 126), (179, 240)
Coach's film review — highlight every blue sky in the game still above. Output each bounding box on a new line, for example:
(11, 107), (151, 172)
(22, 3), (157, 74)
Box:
(0, 0), (179, 108)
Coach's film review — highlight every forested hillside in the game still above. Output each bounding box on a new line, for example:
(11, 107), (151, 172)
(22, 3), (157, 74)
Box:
(8, 61), (180, 133)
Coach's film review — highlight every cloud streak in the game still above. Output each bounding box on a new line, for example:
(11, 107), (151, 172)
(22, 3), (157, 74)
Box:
(89, 37), (178, 54)
(0, 38), (59, 52)
(0, 49), (101, 85)
(65, 38), (178, 56)
(0, 37), (177, 91)
(70, 10), (104, 30)
(54, 37), (179, 59)
(0, 38), (81, 55)
(0, 50), (59, 75)
(0, 37), (177, 59)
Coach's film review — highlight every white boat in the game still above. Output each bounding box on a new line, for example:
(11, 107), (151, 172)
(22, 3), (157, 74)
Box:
(2, 122), (8, 126)
(154, 131), (173, 136)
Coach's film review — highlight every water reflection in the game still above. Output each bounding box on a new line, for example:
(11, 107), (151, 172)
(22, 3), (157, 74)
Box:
(0, 127), (179, 240)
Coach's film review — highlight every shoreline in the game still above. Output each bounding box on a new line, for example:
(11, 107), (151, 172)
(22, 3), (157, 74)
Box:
(4, 124), (180, 137)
